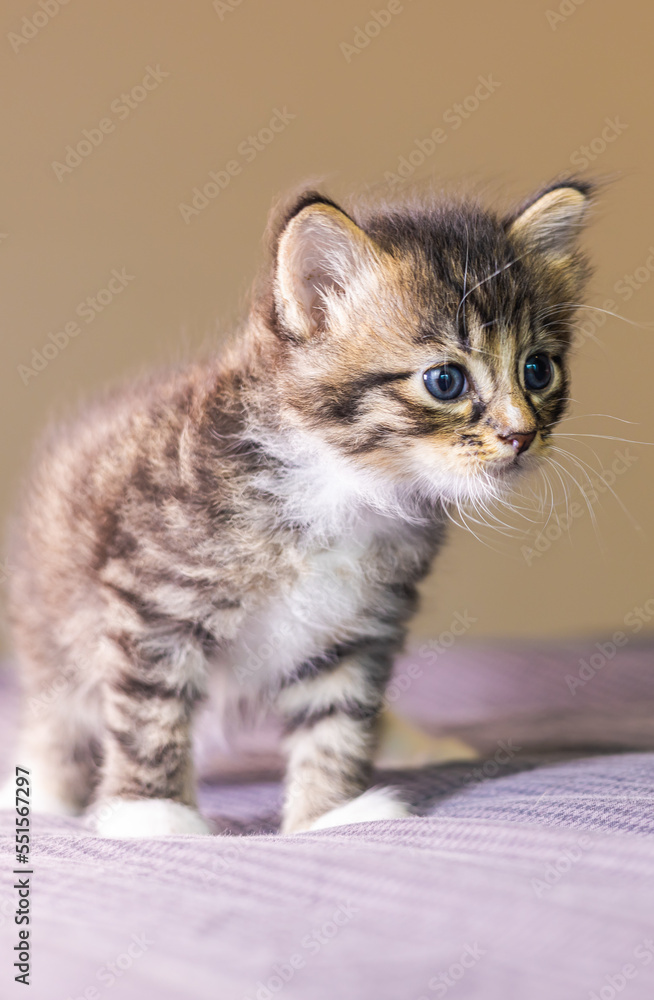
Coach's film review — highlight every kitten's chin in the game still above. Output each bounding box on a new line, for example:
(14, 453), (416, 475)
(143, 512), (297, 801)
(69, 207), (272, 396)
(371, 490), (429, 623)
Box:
(481, 452), (542, 489)
(489, 445), (545, 477)
(372, 439), (546, 512)
(419, 453), (540, 507)
(484, 456), (533, 480)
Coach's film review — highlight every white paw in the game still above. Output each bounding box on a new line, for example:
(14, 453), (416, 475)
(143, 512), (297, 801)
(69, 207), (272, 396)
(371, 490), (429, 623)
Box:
(92, 798), (212, 838)
(309, 787), (411, 832)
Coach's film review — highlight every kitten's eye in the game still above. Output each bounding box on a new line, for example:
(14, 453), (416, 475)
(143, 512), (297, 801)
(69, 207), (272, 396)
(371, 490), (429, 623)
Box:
(524, 354), (553, 391)
(423, 364), (467, 401)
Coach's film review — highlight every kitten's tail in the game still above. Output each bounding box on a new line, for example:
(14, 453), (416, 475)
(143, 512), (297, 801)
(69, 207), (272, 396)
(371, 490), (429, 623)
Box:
(375, 709), (479, 768)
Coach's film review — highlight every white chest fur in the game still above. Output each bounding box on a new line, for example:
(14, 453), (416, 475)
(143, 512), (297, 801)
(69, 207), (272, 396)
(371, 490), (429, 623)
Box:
(220, 507), (418, 694)
(213, 425), (437, 699)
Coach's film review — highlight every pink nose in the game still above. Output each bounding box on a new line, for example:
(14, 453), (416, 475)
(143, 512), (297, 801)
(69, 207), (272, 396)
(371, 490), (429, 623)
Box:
(499, 430), (536, 455)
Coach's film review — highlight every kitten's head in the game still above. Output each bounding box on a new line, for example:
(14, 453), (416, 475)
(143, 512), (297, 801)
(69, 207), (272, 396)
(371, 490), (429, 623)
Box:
(264, 181), (593, 507)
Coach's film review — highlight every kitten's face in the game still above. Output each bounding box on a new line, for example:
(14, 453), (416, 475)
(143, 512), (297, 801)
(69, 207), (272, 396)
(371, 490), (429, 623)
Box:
(271, 186), (591, 506)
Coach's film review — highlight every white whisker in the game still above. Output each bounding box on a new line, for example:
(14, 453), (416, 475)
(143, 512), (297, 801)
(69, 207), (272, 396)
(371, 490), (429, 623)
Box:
(555, 433), (653, 446)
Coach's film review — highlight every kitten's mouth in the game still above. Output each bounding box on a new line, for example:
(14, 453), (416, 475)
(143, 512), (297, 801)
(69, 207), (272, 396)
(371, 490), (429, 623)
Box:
(484, 448), (541, 481)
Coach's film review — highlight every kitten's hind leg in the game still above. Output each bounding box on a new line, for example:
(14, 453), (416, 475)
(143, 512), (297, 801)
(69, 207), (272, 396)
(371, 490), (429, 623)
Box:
(93, 639), (211, 838)
(1, 681), (101, 816)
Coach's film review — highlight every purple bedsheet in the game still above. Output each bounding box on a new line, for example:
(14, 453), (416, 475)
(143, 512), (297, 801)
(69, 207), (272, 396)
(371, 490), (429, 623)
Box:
(1, 639), (653, 999)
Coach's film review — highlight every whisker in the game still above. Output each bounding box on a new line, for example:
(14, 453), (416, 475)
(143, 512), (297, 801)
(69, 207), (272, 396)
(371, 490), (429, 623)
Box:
(551, 444), (642, 534)
(551, 413), (638, 427)
(530, 461), (562, 535)
(543, 466), (568, 527)
(545, 453), (600, 541)
(460, 225), (470, 343)
(443, 490), (500, 552)
(455, 252), (529, 329)
(538, 302), (654, 330)
(555, 433), (654, 447)
(545, 458), (570, 530)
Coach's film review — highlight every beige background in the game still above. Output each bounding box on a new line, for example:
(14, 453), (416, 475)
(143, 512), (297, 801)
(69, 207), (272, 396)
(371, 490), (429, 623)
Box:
(1, 0), (653, 645)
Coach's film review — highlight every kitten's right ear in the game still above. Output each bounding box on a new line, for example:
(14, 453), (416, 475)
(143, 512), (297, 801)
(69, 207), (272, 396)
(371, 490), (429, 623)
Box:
(505, 180), (594, 258)
(272, 194), (379, 340)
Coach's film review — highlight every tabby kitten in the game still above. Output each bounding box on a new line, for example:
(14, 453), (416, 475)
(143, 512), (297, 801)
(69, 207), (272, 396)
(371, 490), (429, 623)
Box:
(3, 180), (592, 836)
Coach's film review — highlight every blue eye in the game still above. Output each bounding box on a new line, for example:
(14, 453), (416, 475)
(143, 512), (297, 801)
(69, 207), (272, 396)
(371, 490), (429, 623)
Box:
(423, 364), (467, 400)
(524, 354), (553, 391)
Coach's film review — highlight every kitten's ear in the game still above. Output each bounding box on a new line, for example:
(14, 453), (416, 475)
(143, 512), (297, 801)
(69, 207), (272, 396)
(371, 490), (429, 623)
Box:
(273, 194), (379, 339)
(505, 181), (593, 258)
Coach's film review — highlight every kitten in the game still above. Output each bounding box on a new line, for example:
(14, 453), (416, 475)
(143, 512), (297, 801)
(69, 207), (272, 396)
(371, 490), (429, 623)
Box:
(3, 180), (592, 836)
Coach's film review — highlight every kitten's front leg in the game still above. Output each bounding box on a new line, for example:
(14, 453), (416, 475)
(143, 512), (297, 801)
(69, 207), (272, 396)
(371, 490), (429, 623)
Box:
(278, 653), (411, 834)
(94, 640), (211, 838)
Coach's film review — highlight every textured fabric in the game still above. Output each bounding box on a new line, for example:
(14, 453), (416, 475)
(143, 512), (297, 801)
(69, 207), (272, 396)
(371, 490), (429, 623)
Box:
(1, 641), (653, 999)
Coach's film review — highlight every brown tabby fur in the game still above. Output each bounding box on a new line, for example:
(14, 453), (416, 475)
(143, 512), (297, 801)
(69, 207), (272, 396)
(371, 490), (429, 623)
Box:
(4, 179), (594, 835)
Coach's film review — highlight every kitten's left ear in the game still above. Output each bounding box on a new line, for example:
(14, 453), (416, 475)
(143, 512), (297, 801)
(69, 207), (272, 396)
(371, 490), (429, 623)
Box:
(272, 193), (380, 340)
(505, 180), (593, 258)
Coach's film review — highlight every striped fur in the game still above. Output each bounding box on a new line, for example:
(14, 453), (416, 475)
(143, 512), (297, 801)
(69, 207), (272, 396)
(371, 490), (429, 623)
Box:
(5, 180), (594, 835)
